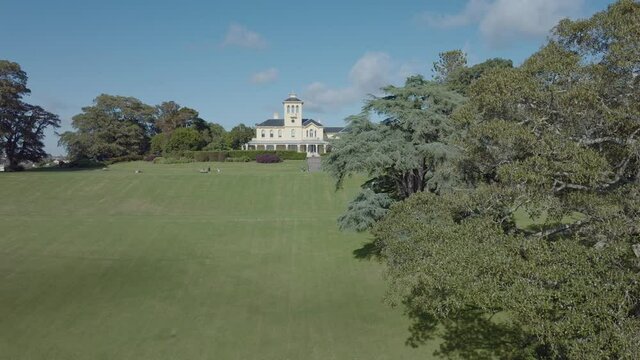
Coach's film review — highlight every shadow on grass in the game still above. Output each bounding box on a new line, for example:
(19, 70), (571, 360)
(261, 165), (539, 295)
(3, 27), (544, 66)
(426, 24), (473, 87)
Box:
(351, 242), (545, 358)
(25, 166), (104, 173)
(352, 240), (383, 261)
(405, 308), (545, 359)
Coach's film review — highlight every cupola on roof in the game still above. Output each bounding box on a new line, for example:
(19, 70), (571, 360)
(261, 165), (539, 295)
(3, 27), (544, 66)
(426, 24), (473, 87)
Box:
(283, 93), (303, 103)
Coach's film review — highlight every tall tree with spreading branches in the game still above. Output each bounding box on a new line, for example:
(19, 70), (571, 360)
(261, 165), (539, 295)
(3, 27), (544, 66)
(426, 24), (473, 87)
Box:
(324, 75), (465, 231)
(0, 60), (59, 169)
(373, 1), (640, 358)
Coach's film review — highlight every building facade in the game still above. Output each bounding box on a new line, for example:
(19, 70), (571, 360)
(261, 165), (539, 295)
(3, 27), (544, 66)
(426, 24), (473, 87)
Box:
(243, 94), (343, 156)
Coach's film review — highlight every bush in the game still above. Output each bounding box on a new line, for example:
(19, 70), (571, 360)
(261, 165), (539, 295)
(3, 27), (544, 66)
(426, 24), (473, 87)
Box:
(193, 151), (227, 162)
(228, 150), (306, 160)
(67, 159), (105, 168)
(225, 156), (250, 162)
(103, 154), (144, 164)
(187, 150), (307, 162)
(144, 154), (158, 162)
(153, 157), (195, 164)
(256, 154), (282, 163)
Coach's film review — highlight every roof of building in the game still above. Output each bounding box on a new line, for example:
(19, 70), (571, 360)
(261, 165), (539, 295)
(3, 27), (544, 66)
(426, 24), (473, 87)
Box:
(284, 93), (302, 102)
(256, 119), (285, 127)
(324, 127), (345, 133)
(257, 118), (328, 127)
(302, 119), (322, 127)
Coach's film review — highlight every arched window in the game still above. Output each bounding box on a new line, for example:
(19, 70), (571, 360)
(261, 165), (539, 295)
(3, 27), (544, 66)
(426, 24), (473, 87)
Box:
(291, 129), (295, 137)
(278, 130), (282, 138)
(270, 130), (274, 138)
(261, 130), (265, 138)
(306, 130), (309, 137)
(296, 105), (299, 113)
(286, 105), (290, 114)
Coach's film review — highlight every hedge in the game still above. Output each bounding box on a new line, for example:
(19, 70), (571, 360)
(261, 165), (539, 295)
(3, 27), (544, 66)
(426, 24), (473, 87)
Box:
(185, 150), (307, 162)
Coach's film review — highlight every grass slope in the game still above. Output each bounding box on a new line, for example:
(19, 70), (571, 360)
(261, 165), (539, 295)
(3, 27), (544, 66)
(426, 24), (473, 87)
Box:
(0, 161), (435, 359)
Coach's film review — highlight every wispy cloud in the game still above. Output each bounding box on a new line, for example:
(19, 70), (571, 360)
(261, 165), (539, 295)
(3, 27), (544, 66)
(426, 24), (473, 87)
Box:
(418, 0), (586, 47)
(250, 68), (278, 84)
(221, 23), (268, 50)
(303, 52), (414, 113)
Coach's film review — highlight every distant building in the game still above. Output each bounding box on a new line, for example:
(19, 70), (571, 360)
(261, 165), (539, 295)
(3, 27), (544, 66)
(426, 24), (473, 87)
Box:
(244, 93), (344, 157)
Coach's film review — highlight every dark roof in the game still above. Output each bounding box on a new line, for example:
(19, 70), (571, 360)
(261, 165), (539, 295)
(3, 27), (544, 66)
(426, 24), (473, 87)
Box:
(302, 119), (322, 127)
(283, 96), (302, 102)
(324, 127), (345, 133)
(256, 119), (284, 127)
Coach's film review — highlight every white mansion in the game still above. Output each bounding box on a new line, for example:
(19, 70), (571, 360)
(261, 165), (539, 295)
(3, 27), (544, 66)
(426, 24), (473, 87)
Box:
(243, 93), (344, 156)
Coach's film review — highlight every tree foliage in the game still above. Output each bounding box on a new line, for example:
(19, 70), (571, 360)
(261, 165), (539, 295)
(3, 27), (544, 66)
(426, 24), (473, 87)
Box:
(0, 60), (59, 169)
(225, 123), (254, 150)
(433, 50), (467, 83)
(59, 94), (156, 160)
(164, 127), (206, 153)
(324, 76), (465, 231)
(370, 1), (640, 358)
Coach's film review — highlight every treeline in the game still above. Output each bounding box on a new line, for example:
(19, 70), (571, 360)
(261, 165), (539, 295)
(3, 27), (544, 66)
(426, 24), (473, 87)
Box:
(325, 1), (640, 358)
(59, 95), (255, 161)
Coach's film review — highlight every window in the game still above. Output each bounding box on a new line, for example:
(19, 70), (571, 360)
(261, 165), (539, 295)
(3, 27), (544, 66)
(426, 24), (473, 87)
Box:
(286, 105), (290, 114)
(278, 130), (282, 138)
(291, 129), (295, 137)
(261, 130), (265, 138)
(270, 130), (274, 138)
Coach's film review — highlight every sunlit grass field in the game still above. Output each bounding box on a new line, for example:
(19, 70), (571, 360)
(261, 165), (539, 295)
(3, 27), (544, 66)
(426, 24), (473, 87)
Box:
(0, 161), (435, 359)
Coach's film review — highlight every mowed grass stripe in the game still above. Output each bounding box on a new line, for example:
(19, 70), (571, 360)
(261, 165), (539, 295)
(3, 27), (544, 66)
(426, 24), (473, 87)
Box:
(0, 161), (435, 359)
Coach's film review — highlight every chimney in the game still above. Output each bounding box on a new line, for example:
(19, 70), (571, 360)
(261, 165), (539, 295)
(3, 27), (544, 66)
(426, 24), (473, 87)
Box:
(272, 112), (280, 119)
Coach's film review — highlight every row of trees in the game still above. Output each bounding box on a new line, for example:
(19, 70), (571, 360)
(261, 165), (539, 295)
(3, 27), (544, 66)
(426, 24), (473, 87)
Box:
(1, 60), (255, 167)
(0, 61), (60, 169)
(60, 95), (254, 161)
(325, 1), (640, 358)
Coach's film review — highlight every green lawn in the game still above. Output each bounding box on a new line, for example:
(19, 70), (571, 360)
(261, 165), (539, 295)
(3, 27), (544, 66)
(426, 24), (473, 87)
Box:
(0, 161), (435, 359)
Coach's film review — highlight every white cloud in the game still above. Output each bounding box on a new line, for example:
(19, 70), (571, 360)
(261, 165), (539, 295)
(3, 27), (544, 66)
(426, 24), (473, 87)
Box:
(221, 23), (268, 49)
(251, 68), (278, 84)
(304, 52), (406, 113)
(419, 0), (585, 46)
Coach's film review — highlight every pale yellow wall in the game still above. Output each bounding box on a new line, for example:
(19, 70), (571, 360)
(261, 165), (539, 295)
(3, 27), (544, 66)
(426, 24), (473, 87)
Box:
(303, 124), (323, 140)
(283, 100), (302, 127)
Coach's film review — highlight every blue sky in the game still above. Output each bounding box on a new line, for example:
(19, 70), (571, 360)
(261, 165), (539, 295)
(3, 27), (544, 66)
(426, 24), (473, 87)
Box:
(2, 0), (614, 155)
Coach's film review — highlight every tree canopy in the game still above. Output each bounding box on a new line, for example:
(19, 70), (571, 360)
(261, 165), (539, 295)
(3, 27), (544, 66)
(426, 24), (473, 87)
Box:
(323, 75), (465, 231)
(0, 60), (59, 169)
(59, 94), (156, 160)
(359, 1), (640, 358)
(60, 95), (232, 159)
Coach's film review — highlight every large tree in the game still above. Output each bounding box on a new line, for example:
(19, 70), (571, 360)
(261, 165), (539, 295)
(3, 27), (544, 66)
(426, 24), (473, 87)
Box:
(0, 60), (59, 169)
(59, 94), (156, 160)
(155, 101), (200, 135)
(432, 50), (467, 83)
(225, 123), (254, 150)
(374, 1), (640, 358)
(324, 75), (465, 231)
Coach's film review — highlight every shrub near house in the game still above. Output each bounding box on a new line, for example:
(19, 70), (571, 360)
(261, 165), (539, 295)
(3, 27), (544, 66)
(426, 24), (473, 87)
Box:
(256, 154), (281, 163)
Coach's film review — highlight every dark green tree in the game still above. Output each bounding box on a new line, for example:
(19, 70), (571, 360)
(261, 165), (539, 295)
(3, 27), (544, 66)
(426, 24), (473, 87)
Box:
(373, 1), (640, 358)
(225, 123), (254, 150)
(164, 127), (206, 153)
(446, 58), (513, 95)
(0, 60), (59, 169)
(324, 75), (465, 231)
(59, 94), (155, 160)
(155, 101), (200, 135)
(432, 50), (467, 83)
